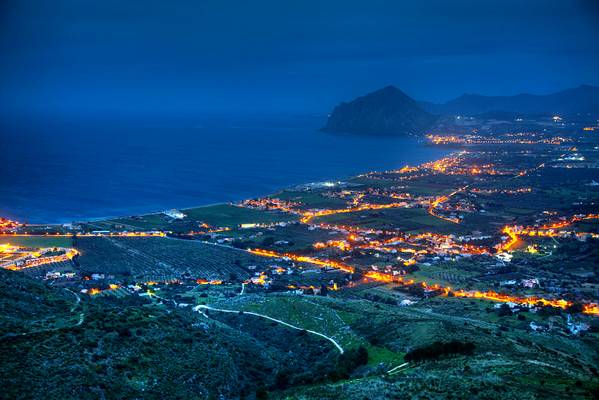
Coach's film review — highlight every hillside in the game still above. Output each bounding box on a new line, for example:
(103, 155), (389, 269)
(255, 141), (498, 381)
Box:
(0, 269), (344, 399)
(421, 84), (599, 116)
(322, 85), (436, 135)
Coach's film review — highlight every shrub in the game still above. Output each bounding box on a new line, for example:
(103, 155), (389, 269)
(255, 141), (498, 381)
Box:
(333, 346), (369, 380)
(404, 340), (475, 362)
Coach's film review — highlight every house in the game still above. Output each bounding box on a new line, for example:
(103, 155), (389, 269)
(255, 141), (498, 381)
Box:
(45, 271), (61, 279)
(496, 253), (513, 262)
(494, 302), (518, 309)
(521, 278), (539, 288)
(567, 314), (590, 335)
(529, 321), (546, 332)
(163, 209), (186, 219)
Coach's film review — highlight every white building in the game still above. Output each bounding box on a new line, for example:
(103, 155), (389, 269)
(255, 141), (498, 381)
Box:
(164, 209), (186, 219)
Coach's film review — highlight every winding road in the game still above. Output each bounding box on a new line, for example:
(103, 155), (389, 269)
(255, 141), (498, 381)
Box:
(193, 304), (344, 354)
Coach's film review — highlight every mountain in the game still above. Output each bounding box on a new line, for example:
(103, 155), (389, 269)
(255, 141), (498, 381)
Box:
(420, 84), (599, 116)
(322, 85), (436, 135)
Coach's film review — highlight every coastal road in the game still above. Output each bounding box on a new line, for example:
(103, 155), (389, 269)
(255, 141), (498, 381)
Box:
(194, 304), (344, 354)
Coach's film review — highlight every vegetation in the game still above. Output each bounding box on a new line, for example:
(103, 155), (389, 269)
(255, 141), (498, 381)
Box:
(76, 236), (267, 280)
(404, 340), (475, 362)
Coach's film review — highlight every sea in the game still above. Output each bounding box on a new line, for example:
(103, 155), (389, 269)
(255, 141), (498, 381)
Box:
(1, 113), (447, 223)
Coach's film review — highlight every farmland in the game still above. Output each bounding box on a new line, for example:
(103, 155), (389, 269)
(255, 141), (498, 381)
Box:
(76, 236), (270, 281)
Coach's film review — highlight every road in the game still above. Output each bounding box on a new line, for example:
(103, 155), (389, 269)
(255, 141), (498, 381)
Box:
(65, 288), (81, 312)
(194, 304), (344, 354)
(387, 362), (410, 375)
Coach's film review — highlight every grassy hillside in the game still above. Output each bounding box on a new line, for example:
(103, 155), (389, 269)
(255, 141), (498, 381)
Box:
(0, 269), (77, 336)
(0, 270), (350, 399)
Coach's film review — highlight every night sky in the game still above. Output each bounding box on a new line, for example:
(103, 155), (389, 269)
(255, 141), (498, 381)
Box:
(1, 0), (599, 115)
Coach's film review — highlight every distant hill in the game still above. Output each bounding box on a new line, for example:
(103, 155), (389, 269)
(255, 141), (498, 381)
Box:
(322, 85), (436, 135)
(420, 84), (599, 116)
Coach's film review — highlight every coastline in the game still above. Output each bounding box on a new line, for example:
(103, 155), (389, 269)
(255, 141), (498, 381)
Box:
(7, 137), (448, 225)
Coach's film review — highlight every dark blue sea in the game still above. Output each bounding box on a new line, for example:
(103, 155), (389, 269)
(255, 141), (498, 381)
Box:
(1, 114), (446, 223)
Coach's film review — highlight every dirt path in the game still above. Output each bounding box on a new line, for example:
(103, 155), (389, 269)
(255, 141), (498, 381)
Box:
(194, 304), (344, 354)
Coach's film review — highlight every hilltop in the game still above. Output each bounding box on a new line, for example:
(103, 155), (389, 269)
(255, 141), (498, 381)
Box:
(322, 85), (437, 136)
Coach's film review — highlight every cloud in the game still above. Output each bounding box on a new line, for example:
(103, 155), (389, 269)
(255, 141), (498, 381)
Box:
(1, 0), (598, 113)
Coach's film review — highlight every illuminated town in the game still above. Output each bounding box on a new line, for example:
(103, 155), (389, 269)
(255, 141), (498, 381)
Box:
(3, 121), (599, 398)
(2, 118), (599, 319)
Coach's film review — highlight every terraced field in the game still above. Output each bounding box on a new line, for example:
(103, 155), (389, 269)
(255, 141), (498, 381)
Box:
(76, 237), (270, 281)
(20, 260), (75, 279)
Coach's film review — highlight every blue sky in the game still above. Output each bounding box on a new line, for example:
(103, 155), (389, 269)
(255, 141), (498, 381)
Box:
(1, 0), (598, 115)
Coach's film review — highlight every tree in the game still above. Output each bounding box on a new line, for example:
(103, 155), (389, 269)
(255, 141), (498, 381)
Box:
(355, 345), (368, 365)
(497, 303), (512, 317)
(334, 345), (369, 379)
(404, 340), (475, 362)
(566, 302), (584, 314)
(256, 386), (268, 399)
(262, 237), (275, 246)
(274, 370), (290, 389)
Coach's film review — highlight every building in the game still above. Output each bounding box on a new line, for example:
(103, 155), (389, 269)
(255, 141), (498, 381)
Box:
(163, 209), (186, 219)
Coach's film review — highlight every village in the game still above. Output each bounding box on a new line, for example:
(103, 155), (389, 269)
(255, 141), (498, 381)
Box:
(2, 117), (599, 324)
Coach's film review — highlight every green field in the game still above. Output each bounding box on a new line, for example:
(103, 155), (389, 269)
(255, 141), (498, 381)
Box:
(0, 235), (73, 248)
(316, 207), (467, 235)
(273, 190), (349, 210)
(184, 204), (298, 227)
(218, 294), (365, 348)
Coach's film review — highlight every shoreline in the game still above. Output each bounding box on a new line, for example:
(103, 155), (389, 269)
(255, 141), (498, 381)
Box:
(10, 140), (448, 226)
